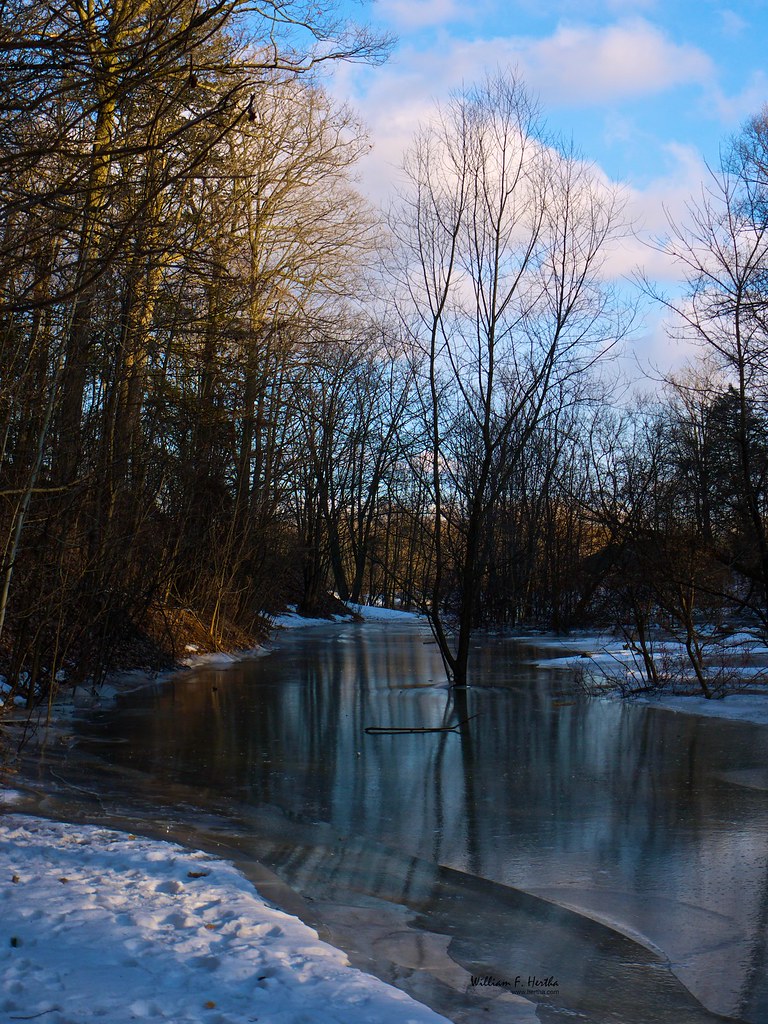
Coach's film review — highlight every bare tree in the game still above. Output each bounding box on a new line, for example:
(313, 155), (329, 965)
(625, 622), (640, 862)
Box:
(653, 111), (768, 622)
(391, 72), (627, 686)
(0, 0), (389, 696)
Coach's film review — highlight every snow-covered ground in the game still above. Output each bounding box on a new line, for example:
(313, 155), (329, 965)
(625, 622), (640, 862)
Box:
(3, 611), (768, 1024)
(270, 604), (420, 629)
(0, 606), (446, 1024)
(0, 809), (450, 1024)
(633, 690), (768, 724)
(348, 604), (420, 622)
(534, 631), (768, 726)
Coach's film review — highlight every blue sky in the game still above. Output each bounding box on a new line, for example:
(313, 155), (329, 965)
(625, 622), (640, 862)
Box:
(336, 0), (768, 187)
(327, 0), (768, 372)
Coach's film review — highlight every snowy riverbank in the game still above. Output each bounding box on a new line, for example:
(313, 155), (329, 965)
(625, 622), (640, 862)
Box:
(0, 605), (420, 714)
(0, 807), (450, 1024)
(270, 604), (420, 629)
(534, 631), (768, 726)
(0, 606), (455, 1024)
(3, 612), (768, 1024)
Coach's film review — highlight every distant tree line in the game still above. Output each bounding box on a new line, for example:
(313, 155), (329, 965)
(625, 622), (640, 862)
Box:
(2, 3), (768, 706)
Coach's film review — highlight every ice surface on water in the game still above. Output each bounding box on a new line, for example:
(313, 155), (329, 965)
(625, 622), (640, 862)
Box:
(15, 622), (768, 1024)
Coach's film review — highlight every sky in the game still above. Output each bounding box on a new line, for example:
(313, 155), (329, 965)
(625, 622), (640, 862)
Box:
(327, 0), (768, 375)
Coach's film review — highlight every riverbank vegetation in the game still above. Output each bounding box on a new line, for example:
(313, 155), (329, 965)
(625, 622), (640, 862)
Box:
(2, 1), (768, 708)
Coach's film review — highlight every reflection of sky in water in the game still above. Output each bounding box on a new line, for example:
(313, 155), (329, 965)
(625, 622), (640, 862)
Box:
(71, 622), (768, 1024)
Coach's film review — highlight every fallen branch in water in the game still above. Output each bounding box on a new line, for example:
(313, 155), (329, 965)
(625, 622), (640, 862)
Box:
(364, 714), (478, 735)
(10, 1011), (60, 1021)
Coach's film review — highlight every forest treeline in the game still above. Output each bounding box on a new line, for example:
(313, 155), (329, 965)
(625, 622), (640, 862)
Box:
(2, 0), (768, 704)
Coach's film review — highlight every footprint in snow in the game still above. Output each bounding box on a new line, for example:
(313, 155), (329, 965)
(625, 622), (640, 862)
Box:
(155, 879), (184, 895)
(191, 954), (221, 971)
(163, 911), (197, 929)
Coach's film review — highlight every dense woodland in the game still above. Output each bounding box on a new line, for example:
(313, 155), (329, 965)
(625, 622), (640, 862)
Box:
(2, 0), (768, 705)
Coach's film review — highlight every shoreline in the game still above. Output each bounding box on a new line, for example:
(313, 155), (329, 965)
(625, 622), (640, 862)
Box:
(531, 629), (768, 726)
(0, 604), (377, 735)
(1, 606), (465, 1024)
(0, 809), (455, 1024)
(3, 613), (767, 1024)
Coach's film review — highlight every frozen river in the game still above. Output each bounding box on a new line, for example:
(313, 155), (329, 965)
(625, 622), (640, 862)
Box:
(17, 619), (768, 1023)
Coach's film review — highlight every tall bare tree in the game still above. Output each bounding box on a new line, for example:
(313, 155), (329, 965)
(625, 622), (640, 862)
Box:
(0, 0), (389, 698)
(654, 108), (768, 621)
(391, 73), (627, 686)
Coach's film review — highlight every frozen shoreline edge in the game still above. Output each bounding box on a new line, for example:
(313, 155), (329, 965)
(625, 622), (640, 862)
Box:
(3, 614), (766, 1024)
(1, 605), (463, 1024)
(0, 811), (454, 1024)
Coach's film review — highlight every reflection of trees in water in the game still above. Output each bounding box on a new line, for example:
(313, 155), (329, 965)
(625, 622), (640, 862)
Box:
(117, 632), (766, 879)
(84, 628), (768, 1021)
(740, 850), (768, 1019)
(260, 832), (725, 1024)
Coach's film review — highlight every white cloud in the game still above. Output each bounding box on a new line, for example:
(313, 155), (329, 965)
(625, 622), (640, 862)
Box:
(328, 8), (742, 380)
(375, 0), (464, 30)
(719, 9), (748, 37)
(382, 9), (710, 109)
(333, 19), (714, 203)
(711, 70), (768, 125)
(512, 19), (713, 105)
(341, 19), (714, 145)
(620, 307), (692, 388)
(599, 142), (710, 283)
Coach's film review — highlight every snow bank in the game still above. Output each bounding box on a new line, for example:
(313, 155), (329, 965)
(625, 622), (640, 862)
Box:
(179, 650), (265, 668)
(0, 816), (450, 1024)
(347, 604), (420, 622)
(534, 633), (768, 726)
(0, 677), (25, 709)
(270, 604), (420, 629)
(634, 692), (768, 726)
(270, 610), (351, 628)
